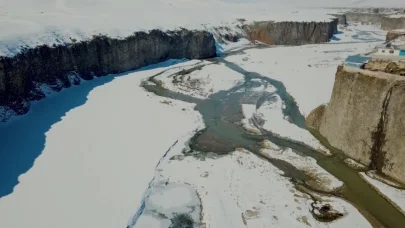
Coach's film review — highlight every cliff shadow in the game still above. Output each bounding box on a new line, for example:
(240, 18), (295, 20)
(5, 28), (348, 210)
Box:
(0, 59), (186, 198)
(215, 42), (225, 56)
(331, 36), (341, 41)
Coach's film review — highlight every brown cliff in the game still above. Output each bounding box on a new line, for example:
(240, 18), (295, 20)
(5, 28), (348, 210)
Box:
(307, 66), (405, 183)
(243, 19), (338, 45)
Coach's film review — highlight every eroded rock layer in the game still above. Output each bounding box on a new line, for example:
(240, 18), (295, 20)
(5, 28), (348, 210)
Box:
(243, 19), (338, 45)
(0, 29), (216, 116)
(381, 16), (405, 31)
(345, 13), (383, 24)
(307, 66), (405, 183)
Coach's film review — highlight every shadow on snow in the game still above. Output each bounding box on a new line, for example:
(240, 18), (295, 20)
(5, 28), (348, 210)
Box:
(0, 59), (187, 198)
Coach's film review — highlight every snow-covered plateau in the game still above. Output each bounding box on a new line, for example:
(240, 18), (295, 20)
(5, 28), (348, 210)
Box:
(0, 0), (404, 56)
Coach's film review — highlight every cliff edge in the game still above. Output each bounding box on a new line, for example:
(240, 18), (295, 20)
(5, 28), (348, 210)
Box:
(381, 15), (405, 31)
(307, 66), (405, 183)
(0, 29), (216, 119)
(243, 19), (338, 45)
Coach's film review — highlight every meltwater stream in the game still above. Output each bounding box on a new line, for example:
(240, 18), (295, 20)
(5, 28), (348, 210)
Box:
(143, 54), (405, 228)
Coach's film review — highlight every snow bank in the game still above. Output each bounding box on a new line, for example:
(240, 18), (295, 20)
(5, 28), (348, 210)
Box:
(225, 38), (380, 115)
(258, 99), (329, 153)
(344, 158), (367, 169)
(388, 14), (405, 18)
(0, 61), (204, 228)
(157, 147), (370, 228)
(260, 146), (343, 192)
(156, 61), (245, 99)
(360, 172), (405, 215)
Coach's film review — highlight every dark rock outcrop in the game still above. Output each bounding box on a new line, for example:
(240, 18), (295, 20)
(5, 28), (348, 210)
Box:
(0, 29), (216, 118)
(345, 13), (383, 24)
(381, 16), (405, 30)
(243, 19), (338, 45)
(307, 66), (405, 183)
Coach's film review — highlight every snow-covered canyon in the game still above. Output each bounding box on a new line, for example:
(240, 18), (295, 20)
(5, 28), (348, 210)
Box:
(1, 1), (405, 228)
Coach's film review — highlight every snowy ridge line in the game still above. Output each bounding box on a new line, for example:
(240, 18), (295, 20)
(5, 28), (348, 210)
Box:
(127, 139), (179, 228)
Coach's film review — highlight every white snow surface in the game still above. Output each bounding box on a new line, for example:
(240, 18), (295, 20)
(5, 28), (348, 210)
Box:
(241, 99), (342, 191)
(0, 0), (404, 56)
(388, 14), (405, 18)
(0, 61), (205, 228)
(360, 172), (405, 214)
(154, 145), (371, 228)
(0, 0), (342, 57)
(260, 146), (343, 192)
(0, 22), (392, 228)
(1, 0), (403, 57)
(225, 40), (380, 116)
(136, 182), (201, 228)
(156, 60), (244, 99)
(344, 158), (367, 169)
(331, 23), (386, 43)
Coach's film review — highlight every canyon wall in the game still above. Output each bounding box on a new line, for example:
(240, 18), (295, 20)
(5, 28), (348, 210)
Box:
(243, 19), (338, 45)
(0, 20), (340, 120)
(307, 66), (405, 183)
(345, 13), (383, 24)
(381, 16), (405, 30)
(329, 14), (347, 25)
(0, 29), (216, 117)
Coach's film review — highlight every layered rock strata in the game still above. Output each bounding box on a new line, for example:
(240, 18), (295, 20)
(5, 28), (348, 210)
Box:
(307, 66), (405, 183)
(0, 29), (216, 117)
(243, 19), (338, 45)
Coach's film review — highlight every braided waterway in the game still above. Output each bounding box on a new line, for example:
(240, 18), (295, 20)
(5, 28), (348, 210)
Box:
(142, 48), (405, 228)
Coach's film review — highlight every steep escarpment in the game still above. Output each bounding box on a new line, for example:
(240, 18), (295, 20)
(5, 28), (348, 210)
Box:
(243, 19), (338, 45)
(329, 14), (347, 25)
(307, 66), (405, 183)
(0, 29), (216, 118)
(345, 13), (383, 24)
(381, 16), (405, 31)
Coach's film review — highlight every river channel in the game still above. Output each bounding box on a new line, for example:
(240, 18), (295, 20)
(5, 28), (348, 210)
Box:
(142, 50), (405, 228)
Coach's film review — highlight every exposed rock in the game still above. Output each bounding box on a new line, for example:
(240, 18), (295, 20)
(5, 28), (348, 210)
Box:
(211, 25), (245, 44)
(345, 12), (383, 24)
(386, 30), (405, 41)
(0, 29), (216, 118)
(384, 62), (399, 73)
(243, 19), (338, 45)
(365, 60), (405, 76)
(329, 14), (347, 25)
(307, 66), (405, 183)
(306, 104), (326, 131)
(381, 16), (405, 30)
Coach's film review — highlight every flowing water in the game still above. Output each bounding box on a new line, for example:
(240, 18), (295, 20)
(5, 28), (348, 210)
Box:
(143, 52), (405, 228)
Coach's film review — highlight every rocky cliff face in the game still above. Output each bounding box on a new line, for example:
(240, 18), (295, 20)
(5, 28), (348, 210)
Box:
(345, 13), (383, 24)
(0, 29), (216, 118)
(329, 14), (347, 25)
(381, 16), (405, 30)
(307, 66), (405, 183)
(243, 19), (338, 45)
